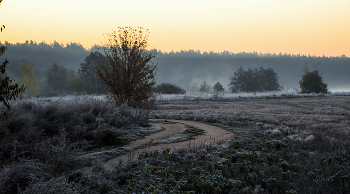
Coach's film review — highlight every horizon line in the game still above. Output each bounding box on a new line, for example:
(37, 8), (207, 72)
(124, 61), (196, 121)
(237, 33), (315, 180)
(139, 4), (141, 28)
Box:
(1, 40), (348, 58)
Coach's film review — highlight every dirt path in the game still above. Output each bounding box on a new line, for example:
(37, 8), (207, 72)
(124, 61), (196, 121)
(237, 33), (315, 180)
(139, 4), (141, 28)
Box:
(102, 120), (234, 170)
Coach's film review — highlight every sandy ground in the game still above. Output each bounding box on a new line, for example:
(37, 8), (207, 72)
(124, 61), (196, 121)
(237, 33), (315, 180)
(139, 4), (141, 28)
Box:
(101, 120), (234, 170)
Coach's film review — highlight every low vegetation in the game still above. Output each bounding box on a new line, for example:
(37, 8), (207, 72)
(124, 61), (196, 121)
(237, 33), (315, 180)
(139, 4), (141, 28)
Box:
(154, 83), (186, 94)
(0, 95), (153, 193)
(299, 66), (328, 94)
(0, 94), (349, 193)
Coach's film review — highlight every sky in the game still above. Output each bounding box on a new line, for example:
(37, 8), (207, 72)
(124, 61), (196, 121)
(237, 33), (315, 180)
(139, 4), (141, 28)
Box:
(0, 0), (349, 57)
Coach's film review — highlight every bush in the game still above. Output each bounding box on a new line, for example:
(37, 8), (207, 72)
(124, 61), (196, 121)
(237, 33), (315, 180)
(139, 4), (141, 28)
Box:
(299, 68), (328, 93)
(19, 177), (88, 194)
(154, 83), (186, 94)
(0, 159), (52, 194)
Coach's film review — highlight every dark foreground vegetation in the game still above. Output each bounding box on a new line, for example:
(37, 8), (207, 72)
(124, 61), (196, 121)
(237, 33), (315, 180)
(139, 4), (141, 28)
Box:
(0, 95), (349, 193)
(0, 96), (154, 193)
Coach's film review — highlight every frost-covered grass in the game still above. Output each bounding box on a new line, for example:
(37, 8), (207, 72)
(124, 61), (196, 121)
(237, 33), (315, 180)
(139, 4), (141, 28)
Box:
(0, 94), (154, 193)
(1, 94), (350, 193)
(155, 91), (350, 101)
(17, 94), (109, 106)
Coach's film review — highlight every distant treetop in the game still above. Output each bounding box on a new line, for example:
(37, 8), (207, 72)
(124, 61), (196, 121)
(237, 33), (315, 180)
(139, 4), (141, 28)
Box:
(0, 42), (348, 59)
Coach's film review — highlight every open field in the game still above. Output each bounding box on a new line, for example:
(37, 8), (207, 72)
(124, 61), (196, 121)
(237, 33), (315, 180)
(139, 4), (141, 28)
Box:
(152, 95), (350, 139)
(1, 94), (350, 193)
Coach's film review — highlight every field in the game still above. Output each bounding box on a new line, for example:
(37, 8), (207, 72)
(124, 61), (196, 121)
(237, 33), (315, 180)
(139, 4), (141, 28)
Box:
(1, 93), (350, 193)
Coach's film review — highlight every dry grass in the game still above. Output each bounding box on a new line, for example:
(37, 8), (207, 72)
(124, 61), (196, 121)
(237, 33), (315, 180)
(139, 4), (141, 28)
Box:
(1, 95), (350, 193)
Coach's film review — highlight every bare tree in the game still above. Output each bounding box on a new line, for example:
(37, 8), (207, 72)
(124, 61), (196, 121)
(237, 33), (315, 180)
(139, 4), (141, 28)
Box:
(97, 27), (157, 108)
(198, 80), (211, 93)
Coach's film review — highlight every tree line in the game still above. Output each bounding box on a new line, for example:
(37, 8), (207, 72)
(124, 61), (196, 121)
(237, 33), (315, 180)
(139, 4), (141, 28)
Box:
(2, 50), (330, 98)
(1, 41), (350, 92)
(1, 21), (331, 114)
(156, 66), (327, 94)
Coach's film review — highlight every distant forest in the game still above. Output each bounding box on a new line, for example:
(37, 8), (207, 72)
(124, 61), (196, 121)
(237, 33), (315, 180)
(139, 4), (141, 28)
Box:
(1, 41), (349, 93)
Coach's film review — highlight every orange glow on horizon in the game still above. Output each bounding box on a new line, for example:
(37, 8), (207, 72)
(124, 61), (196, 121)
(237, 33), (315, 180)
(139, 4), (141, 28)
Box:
(0, 0), (349, 57)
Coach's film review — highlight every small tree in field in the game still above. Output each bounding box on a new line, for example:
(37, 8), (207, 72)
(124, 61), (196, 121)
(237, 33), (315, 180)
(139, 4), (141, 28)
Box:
(213, 82), (225, 92)
(97, 27), (157, 108)
(299, 67), (328, 93)
(198, 80), (211, 93)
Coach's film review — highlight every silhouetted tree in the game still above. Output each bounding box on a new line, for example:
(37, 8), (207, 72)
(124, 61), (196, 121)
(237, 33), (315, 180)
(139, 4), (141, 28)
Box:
(198, 80), (211, 93)
(299, 67), (328, 93)
(97, 27), (157, 107)
(0, 0), (4, 33)
(259, 67), (280, 91)
(0, 60), (26, 111)
(45, 63), (74, 95)
(213, 82), (225, 92)
(70, 75), (85, 93)
(78, 51), (108, 94)
(1, 0), (26, 112)
(229, 67), (280, 93)
(154, 83), (186, 94)
(229, 67), (246, 93)
(19, 61), (40, 96)
(6, 59), (29, 81)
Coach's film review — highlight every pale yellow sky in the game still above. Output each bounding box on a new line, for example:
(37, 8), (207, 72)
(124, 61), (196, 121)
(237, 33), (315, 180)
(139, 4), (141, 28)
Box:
(0, 0), (349, 56)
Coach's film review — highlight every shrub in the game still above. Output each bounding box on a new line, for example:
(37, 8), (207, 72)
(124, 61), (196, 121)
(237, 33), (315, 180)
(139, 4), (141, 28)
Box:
(0, 159), (52, 194)
(299, 67), (328, 93)
(154, 83), (186, 94)
(19, 177), (88, 194)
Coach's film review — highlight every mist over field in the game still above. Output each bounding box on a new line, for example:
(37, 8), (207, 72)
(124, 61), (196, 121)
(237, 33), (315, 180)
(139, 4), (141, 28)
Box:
(156, 51), (350, 92)
(1, 41), (349, 93)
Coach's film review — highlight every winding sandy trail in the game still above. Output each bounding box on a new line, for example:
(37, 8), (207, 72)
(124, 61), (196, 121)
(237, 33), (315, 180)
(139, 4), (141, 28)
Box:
(102, 120), (234, 170)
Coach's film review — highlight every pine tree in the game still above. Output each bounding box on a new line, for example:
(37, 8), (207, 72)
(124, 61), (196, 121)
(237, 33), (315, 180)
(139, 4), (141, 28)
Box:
(78, 52), (108, 94)
(213, 82), (225, 92)
(45, 63), (69, 94)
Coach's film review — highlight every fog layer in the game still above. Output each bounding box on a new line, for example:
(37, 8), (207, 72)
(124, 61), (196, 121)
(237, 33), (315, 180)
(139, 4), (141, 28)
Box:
(1, 42), (349, 93)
